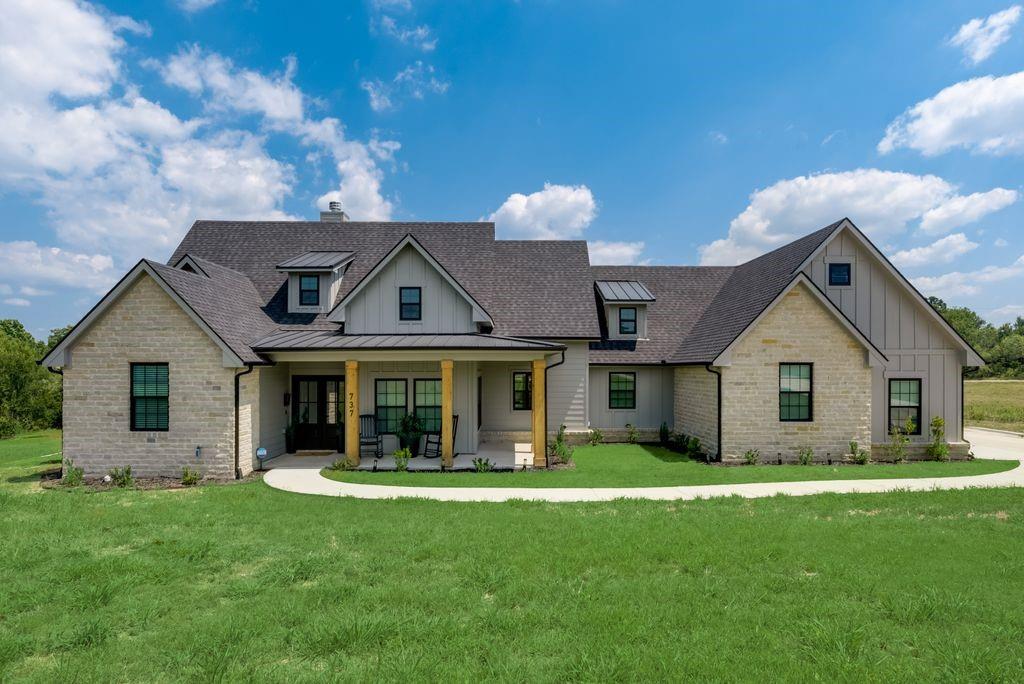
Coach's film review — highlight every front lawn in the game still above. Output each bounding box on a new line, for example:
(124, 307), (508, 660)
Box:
(966, 379), (1024, 434)
(2, 431), (1023, 680)
(323, 443), (1017, 488)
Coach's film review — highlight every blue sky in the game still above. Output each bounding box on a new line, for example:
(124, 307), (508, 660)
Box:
(2, 0), (1023, 338)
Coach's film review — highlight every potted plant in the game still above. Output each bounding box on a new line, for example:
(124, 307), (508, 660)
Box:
(397, 412), (425, 458)
(285, 422), (295, 454)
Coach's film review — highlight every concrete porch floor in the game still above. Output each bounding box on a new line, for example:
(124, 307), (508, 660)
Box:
(263, 441), (533, 472)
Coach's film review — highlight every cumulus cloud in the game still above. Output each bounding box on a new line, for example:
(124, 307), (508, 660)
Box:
(949, 5), (1021, 65)
(919, 188), (1019, 234)
(891, 233), (979, 268)
(0, 242), (115, 293)
(3, 298), (31, 308)
(177, 0), (221, 12)
(487, 183), (598, 240)
(878, 72), (1024, 156)
(588, 241), (648, 265)
(989, 304), (1024, 322)
(913, 254), (1024, 297)
(698, 169), (1016, 265)
(361, 61), (449, 112)
(376, 15), (436, 52)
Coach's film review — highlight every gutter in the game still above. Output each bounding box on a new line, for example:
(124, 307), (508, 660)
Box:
(543, 350), (567, 466)
(704, 364), (722, 462)
(234, 364), (256, 480)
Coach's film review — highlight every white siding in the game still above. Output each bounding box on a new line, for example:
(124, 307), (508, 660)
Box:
(588, 365), (674, 429)
(803, 228), (967, 444)
(344, 245), (475, 334)
(605, 303), (648, 340)
(259, 362), (289, 458)
(479, 361), (532, 431)
(547, 342), (589, 431)
(286, 269), (344, 315)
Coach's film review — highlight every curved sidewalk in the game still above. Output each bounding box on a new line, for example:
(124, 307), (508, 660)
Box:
(262, 428), (1024, 503)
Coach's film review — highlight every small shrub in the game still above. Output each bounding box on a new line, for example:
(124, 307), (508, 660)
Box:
(658, 422), (670, 446)
(549, 425), (574, 465)
(472, 457), (494, 472)
(669, 431), (690, 454)
(588, 428), (604, 446)
(743, 449), (759, 465)
(625, 423), (639, 444)
(925, 416), (950, 462)
(328, 458), (354, 471)
(108, 465), (133, 488)
(181, 467), (201, 486)
(886, 419), (912, 463)
(393, 447), (412, 472)
(797, 446), (814, 466)
(688, 437), (703, 457)
(848, 440), (870, 465)
(0, 416), (18, 440)
(62, 459), (84, 487)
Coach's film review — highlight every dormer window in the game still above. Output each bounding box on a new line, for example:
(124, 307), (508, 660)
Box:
(399, 287), (422, 321)
(299, 275), (320, 306)
(619, 307), (637, 335)
(828, 263), (852, 287)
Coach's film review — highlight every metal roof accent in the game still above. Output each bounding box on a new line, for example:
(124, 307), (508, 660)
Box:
(276, 251), (355, 271)
(252, 330), (565, 351)
(595, 280), (655, 302)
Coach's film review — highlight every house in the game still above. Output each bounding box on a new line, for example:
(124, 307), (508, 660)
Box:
(41, 211), (984, 478)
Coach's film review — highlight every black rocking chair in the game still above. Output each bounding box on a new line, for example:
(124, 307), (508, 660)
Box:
(422, 414), (459, 460)
(359, 414), (383, 459)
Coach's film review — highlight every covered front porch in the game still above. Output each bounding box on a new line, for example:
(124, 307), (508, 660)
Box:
(250, 333), (565, 471)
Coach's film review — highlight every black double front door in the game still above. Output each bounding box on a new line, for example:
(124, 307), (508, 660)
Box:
(292, 375), (344, 451)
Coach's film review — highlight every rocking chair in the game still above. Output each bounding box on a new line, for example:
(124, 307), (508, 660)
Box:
(421, 414), (459, 460)
(359, 414), (383, 459)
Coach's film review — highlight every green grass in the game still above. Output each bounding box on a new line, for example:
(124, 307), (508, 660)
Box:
(967, 379), (1024, 434)
(323, 443), (1017, 488)
(2, 431), (1023, 680)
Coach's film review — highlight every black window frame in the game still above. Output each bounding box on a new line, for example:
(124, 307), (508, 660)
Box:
(888, 378), (922, 435)
(608, 371), (636, 410)
(511, 371), (532, 411)
(779, 363), (813, 422)
(130, 362), (169, 432)
(827, 262), (852, 287)
(299, 274), (320, 306)
(374, 378), (408, 435)
(618, 307), (637, 335)
(414, 378), (442, 433)
(399, 286), (422, 321)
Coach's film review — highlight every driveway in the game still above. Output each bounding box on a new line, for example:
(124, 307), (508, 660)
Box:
(263, 427), (1023, 502)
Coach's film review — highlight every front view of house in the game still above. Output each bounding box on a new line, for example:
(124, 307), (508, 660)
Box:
(42, 212), (984, 478)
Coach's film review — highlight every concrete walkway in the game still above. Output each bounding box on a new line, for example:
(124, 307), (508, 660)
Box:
(262, 427), (1024, 502)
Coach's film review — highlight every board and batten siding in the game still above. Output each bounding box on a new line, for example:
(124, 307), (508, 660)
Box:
(802, 228), (966, 444)
(588, 365), (674, 430)
(344, 245), (475, 334)
(258, 362), (289, 461)
(286, 269), (344, 315)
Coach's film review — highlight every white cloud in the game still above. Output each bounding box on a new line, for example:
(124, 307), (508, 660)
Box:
(361, 61), (449, 112)
(878, 71), (1024, 156)
(698, 169), (1015, 265)
(3, 298), (31, 308)
(914, 254), (1024, 297)
(919, 188), (1018, 234)
(821, 129), (843, 145)
(891, 233), (979, 268)
(372, 0), (413, 11)
(990, 304), (1024, 322)
(487, 183), (598, 240)
(949, 5), (1021, 65)
(177, 0), (221, 12)
(996, 237), (1010, 247)
(709, 131), (728, 144)
(0, 242), (115, 293)
(19, 286), (52, 296)
(588, 241), (648, 265)
(376, 15), (436, 52)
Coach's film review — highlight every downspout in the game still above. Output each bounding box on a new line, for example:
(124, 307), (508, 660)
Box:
(704, 364), (722, 462)
(543, 349), (567, 465)
(46, 367), (65, 475)
(234, 364), (256, 480)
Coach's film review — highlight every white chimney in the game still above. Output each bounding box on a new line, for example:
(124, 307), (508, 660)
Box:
(320, 201), (349, 222)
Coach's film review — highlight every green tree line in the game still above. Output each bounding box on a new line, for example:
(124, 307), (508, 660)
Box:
(0, 320), (70, 438)
(928, 298), (1024, 378)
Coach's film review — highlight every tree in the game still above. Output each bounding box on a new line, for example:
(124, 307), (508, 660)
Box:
(0, 319), (66, 435)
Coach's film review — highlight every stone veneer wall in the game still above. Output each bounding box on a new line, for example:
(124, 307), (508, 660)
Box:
(720, 282), (872, 462)
(63, 273), (242, 478)
(673, 366), (719, 456)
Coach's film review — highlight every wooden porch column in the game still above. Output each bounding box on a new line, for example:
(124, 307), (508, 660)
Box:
(531, 358), (546, 468)
(345, 360), (360, 467)
(441, 359), (454, 467)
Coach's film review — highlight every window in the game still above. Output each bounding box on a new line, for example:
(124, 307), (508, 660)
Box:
(130, 363), (168, 431)
(399, 287), (421, 321)
(414, 379), (442, 432)
(608, 372), (636, 409)
(619, 307), (637, 335)
(828, 263), (852, 287)
(375, 379), (407, 434)
(512, 371), (532, 411)
(779, 363), (812, 421)
(889, 379), (921, 435)
(299, 275), (320, 306)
